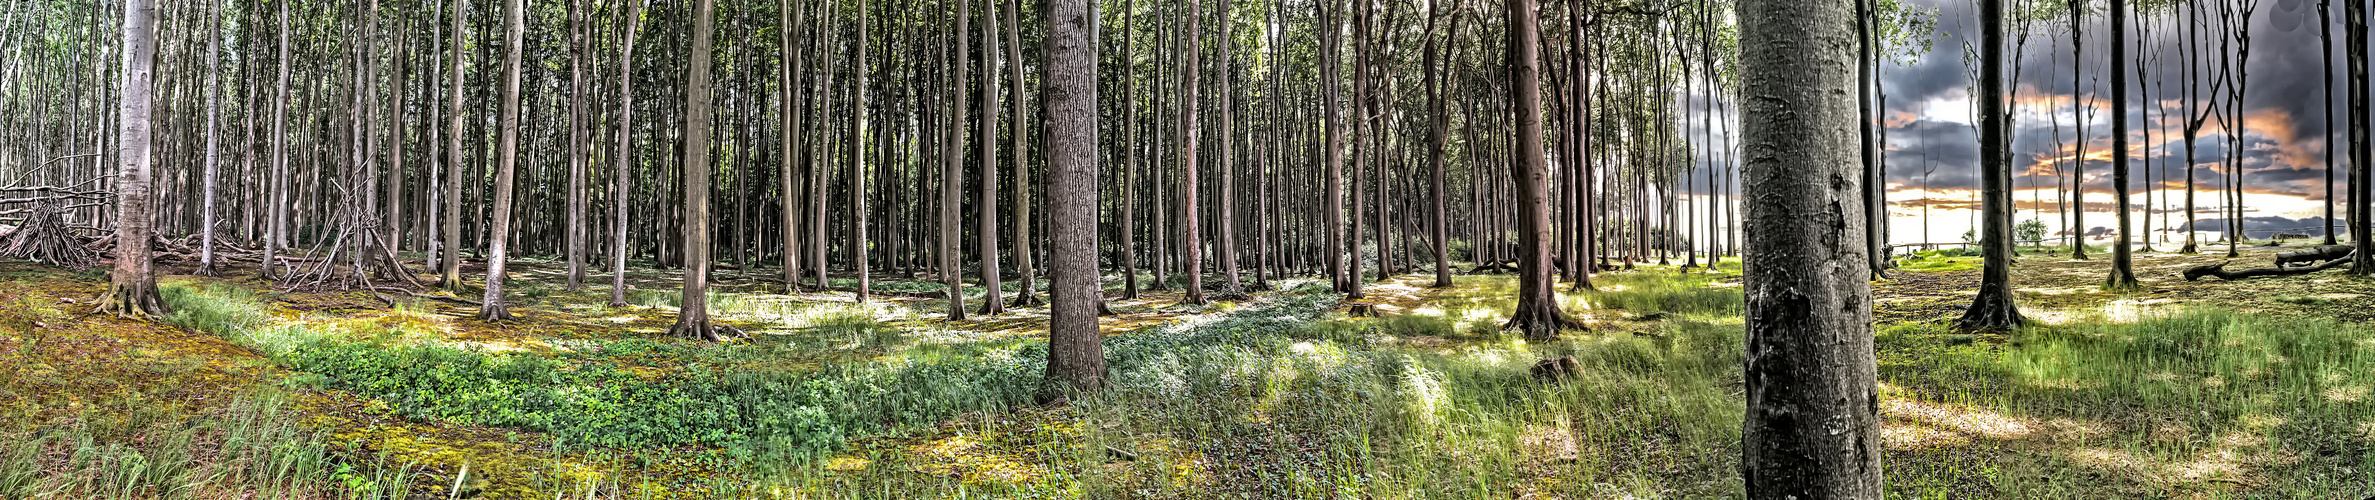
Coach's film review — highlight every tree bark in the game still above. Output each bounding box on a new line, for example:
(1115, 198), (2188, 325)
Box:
(98, 0), (165, 320)
(610, 0), (650, 307)
(2107, 0), (2139, 289)
(1041, 0), (1105, 402)
(475, 0), (526, 322)
(1006, 0), (1039, 307)
(1501, 0), (1578, 339)
(1738, 0), (1883, 496)
(1958, 0), (2026, 332)
(977, 0), (1006, 316)
(441, 0), (466, 292)
(1179, 0), (1208, 306)
(669, 0), (721, 341)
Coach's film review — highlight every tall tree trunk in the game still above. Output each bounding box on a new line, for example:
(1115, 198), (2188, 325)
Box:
(1006, 0), (1039, 306)
(1320, 0), (1348, 294)
(2069, 0), (2090, 261)
(441, 0), (466, 291)
(565, 0), (589, 289)
(1179, 0), (1208, 305)
(611, 0), (649, 307)
(1737, 0), (1882, 494)
(1425, 3), (1451, 288)
(2107, 0), (2139, 289)
(670, 0), (721, 340)
(197, 0), (221, 276)
(269, 0), (293, 281)
(1215, 0), (1245, 299)
(2352, 0), (2372, 275)
(1041, 0), (1105, 401)
(1501, 0), (1578, 339)
(1120, 0), (1140, 299)
(98, 0), (165, 319)
(853, 1), (873, 301)
(2323, 0), (2338, 246)
(1958, 0), (2026, 331)
(1857, 0), (1886, 279)
(944, 0), (971, 320)
(476, 0), (526, 322)
(977, 0), (1006, 316)
(779, 0), (803, 294)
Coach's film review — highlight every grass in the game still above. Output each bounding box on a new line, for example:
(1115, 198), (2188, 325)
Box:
(12, 255), (2375, 498)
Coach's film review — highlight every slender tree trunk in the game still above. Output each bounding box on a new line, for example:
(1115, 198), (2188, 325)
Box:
(1959, 0), (2026, 331)
(853, 1), (873, 301)
(475, 0), (526, 322)
(98, 0), (165, 319)
(1425, 4), (1451, 288)
(1006, 0), (1039, 306)
(670, 0), (721, 340)
(943, 0), (971, 320)
(1179, 0), (1208, 305)
(2323, 0), (2337, 246)
(2107, 0), (2139, 289)
(1738, 0), (1882, 494)
(1320, 0), (1348, 294)
(197, 0), (221, 276)
(1502, 0), (1577, 339)
(2352, 0), (2372, 275)
(441, 0), (466, 291)
(1042, 0), (1105, 400)
(565, 0), (589, 289)
(610, 0), (649, 307)
(977, 0), (1007, 316)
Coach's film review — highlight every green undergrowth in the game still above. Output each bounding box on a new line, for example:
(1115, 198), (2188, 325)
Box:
(1877, 309), (2375, 496)
(765, 281), (1755, 498)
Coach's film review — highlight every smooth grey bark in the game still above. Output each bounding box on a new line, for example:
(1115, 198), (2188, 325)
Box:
(977, 0), (1006, 316)
(944, 0), (971, 320)
(1005, 0), (1038, 307)
(670, 0), (721, 341)
(610, 0), (649, 307)
(1738, 0), (1882, 496)
(565, 0), (588, 290)
(197, 0), (220, 276)
(476, 0), (527, 322)
(98, 0), (164, 319)
(1041, 0), (1105, 401)
(441, 0), (465, 292)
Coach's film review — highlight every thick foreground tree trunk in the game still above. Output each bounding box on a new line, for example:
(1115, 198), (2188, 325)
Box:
(1041, 0), (1105, 402)
(1738, 0), (1882, 496)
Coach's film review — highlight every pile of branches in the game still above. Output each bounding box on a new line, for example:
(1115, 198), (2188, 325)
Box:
(0, 203), (98, 270)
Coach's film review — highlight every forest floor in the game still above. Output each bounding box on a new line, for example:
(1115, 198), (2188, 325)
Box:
(1, 242), (2372, 498)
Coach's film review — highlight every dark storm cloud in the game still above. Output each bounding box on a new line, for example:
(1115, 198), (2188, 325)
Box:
(1865, 0), (2354, 209)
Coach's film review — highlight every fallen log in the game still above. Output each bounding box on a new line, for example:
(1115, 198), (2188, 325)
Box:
(2184, 251), (2357, 281)
(2274, 245), (2355, 268)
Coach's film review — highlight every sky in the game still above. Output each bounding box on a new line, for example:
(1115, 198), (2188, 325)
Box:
(1675, 0), (2358, 248)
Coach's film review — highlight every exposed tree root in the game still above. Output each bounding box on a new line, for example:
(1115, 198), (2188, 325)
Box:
(94, 274), (166, 320)
(1503, 307), (1585, 340)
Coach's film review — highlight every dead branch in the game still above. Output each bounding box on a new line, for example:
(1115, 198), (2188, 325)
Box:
(2183, 251), (2358, 281)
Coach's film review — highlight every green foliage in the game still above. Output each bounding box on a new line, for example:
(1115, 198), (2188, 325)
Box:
(2016, 219), (2047, 244)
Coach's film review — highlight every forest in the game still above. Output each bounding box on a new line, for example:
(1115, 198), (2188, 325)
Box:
(1, 0), (2373, 497)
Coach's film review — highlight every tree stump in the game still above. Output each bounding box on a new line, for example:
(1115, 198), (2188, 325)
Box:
(1531, 355), (1581, 381)
(1346, 303), (1378, 317)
